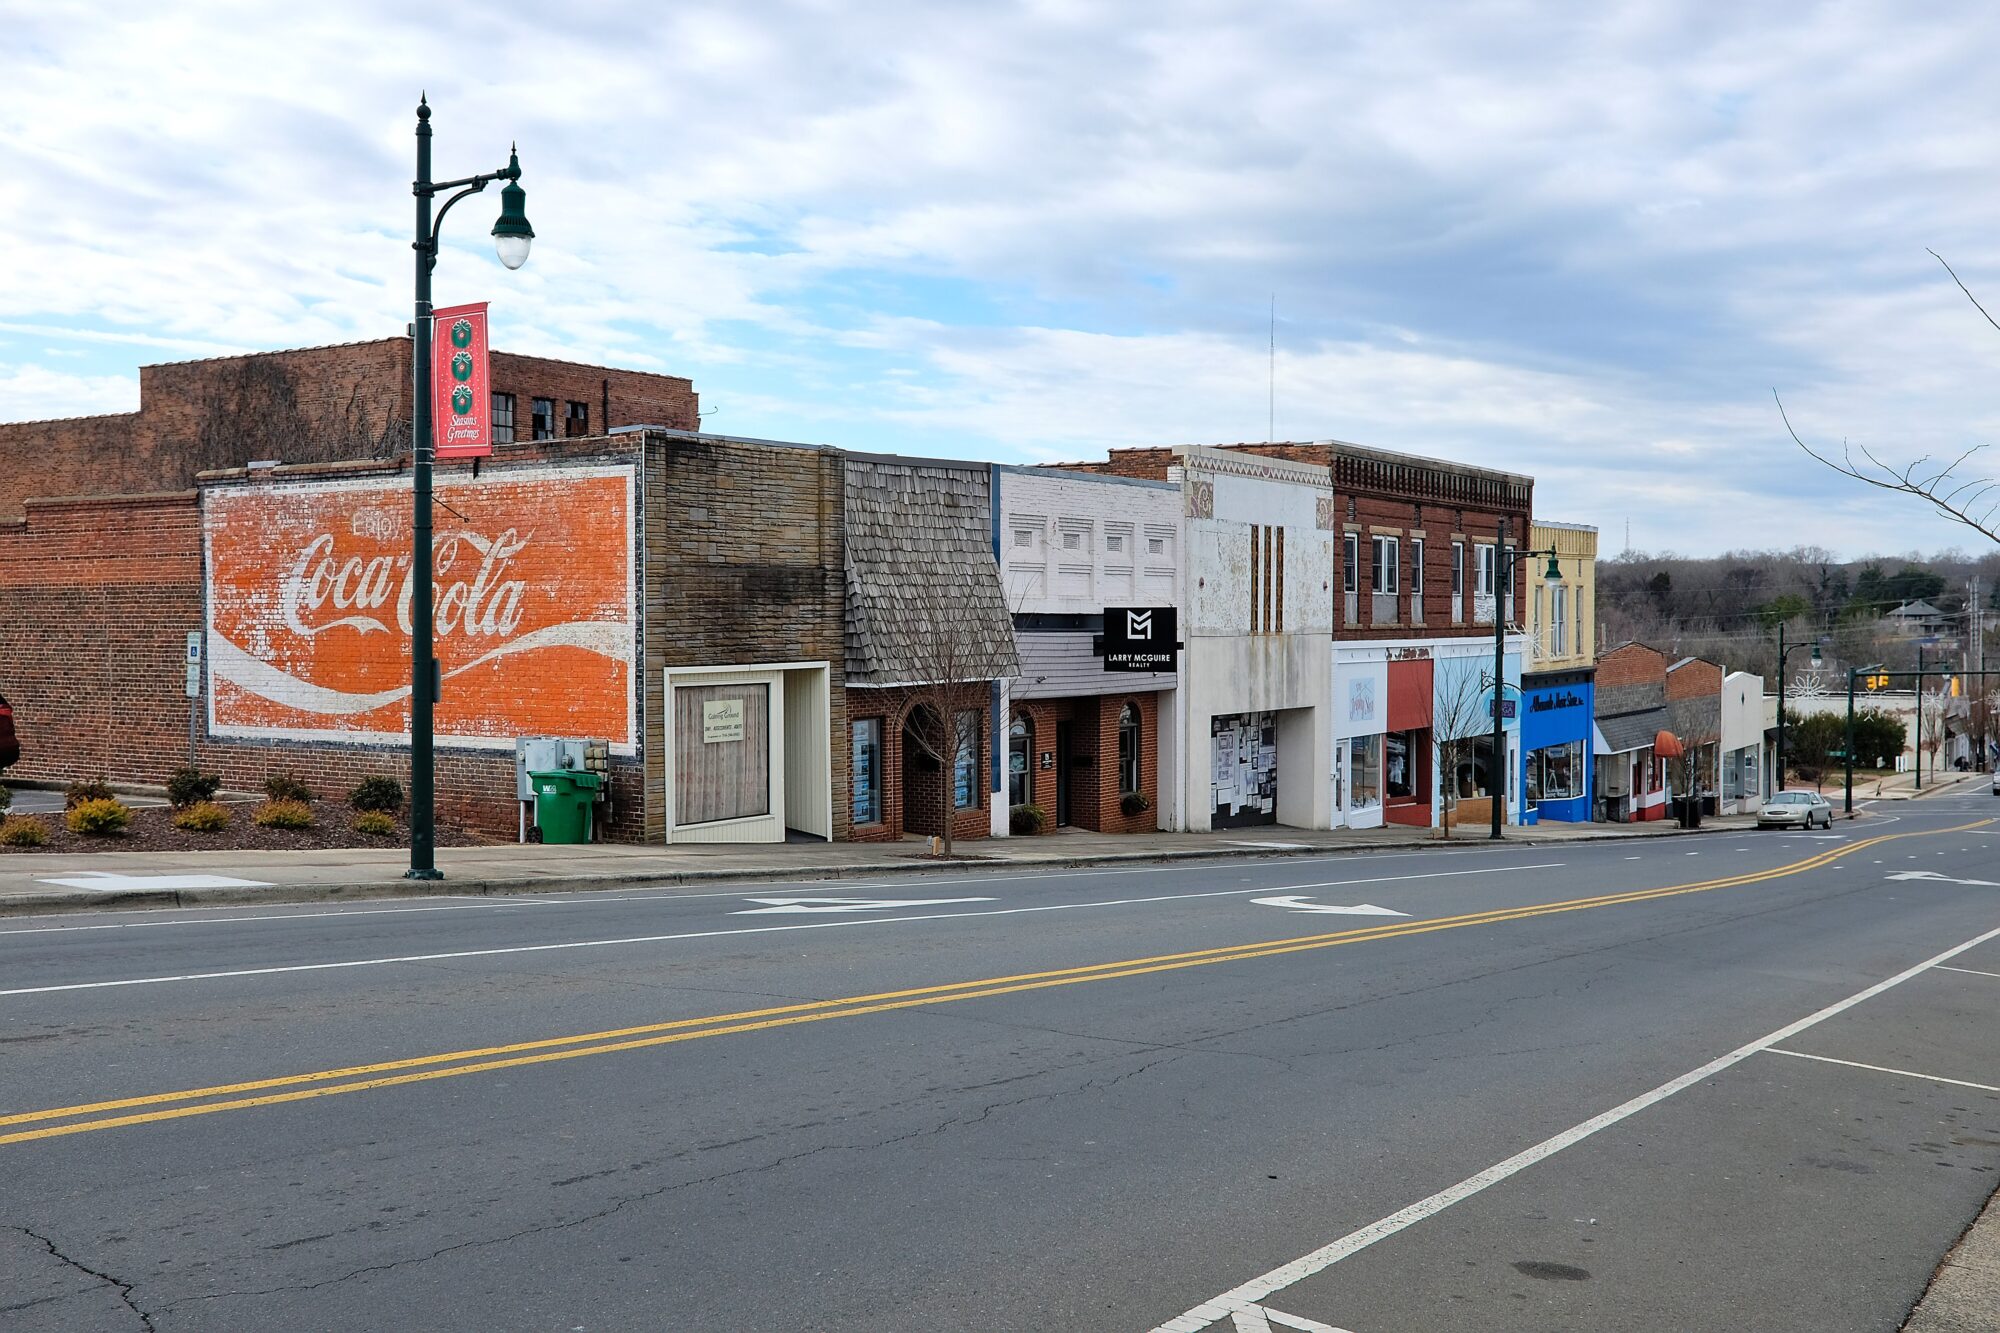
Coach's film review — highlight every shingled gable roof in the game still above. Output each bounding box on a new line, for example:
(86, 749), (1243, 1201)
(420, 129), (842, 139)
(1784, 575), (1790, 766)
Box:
(842, 455), (1019, 687)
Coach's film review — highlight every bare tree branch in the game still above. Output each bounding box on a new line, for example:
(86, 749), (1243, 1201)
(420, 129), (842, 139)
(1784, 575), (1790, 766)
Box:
(1776, 389), (2000, 546)
(1929, 247), (2000, 336)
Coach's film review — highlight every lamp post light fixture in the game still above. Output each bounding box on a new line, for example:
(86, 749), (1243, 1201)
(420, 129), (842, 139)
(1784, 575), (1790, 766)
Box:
(1773, 625), (1824, 794)
(1489, 527), (1565, 841)
(1843, 663), (1883, 818)
(407, 95), (535, 881)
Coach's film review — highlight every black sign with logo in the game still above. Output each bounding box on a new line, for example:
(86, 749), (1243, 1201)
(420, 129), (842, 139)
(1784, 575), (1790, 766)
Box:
(1102, 606), (1178, 672)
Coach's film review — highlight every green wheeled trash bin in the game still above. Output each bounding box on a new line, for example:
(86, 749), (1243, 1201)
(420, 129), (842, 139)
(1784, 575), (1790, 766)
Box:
(530, 769), (601, 844)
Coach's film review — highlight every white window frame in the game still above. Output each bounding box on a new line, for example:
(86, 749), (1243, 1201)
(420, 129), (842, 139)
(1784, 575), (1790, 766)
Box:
(1371, 535), (1399, 595)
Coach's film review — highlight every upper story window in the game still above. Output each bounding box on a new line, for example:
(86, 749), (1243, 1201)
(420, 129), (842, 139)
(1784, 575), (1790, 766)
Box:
(1452, 541), (1464, 596)
(1370, 535), (1400, 595)
(491, 393), (516, 444)
(1552, 583), (1570, 656)
(565, 401), (589, 437)
(1250, 524), (1285, 633)
(531, 397), (556, 441)
(1342, 533), (1359, 594)
(1475, 543), (1496, 597)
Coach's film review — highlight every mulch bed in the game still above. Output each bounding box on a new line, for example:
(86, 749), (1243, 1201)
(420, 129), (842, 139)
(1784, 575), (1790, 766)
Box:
(0, 801), (495, 855)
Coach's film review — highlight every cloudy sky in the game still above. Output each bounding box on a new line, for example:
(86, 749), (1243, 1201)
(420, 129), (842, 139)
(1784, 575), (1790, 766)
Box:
(7, 1), (2000, 558)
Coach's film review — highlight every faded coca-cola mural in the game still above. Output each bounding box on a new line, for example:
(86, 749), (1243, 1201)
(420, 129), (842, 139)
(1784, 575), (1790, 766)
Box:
(203, 465), (635, 749)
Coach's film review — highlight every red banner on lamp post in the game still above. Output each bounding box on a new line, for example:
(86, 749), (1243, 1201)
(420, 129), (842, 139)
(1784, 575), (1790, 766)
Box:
(432, 302), (492, 459)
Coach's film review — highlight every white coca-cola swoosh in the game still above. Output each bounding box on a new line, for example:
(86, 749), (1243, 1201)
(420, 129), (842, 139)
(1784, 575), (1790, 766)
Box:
(210, 621), (632, 716)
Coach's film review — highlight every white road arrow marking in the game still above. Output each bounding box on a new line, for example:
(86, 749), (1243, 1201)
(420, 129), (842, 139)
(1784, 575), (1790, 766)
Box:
(1250, 895), (1409, 917)
(1885, 871), (2000, 887)
(734, 895), (996, 915)
(37, 872), (275, 892)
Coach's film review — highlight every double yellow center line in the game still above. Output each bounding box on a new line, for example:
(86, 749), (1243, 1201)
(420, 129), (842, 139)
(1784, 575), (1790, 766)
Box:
(3, 822), (1984, 1147)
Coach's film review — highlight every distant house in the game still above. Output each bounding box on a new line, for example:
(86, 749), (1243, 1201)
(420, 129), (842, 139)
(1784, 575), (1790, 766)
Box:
(1881, 599), (1951, 639)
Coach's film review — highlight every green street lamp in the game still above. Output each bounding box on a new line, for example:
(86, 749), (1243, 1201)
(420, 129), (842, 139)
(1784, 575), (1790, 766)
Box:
(1489, 529), (1564, 841)
(407, 96), (534, 881)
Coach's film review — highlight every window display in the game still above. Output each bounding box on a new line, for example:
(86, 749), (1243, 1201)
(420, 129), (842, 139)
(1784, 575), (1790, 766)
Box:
(1385, 731), (1414, 799)
(1349, 735), (1382, 808)
(1529, 739), (1583, 803)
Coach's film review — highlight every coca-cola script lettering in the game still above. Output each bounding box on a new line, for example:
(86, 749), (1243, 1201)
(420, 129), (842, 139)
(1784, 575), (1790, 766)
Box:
(204, 466), (635, 750)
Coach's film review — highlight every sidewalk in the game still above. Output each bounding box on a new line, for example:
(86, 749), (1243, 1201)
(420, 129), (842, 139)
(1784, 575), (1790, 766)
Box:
(0, 813), (1763, 917)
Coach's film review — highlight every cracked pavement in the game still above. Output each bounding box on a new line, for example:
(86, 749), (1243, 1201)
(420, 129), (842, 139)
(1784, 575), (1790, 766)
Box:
(3, 806), (1999, 1330)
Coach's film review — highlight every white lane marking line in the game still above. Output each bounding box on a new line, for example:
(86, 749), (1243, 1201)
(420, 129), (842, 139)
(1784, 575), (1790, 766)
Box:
(1231, 1307), (1355, 1333)
(0, 862), (1563, 998)
(1764, 1047), (2000, 1094)
(1936, 964), (2000, 980)
(0, 845), (1572, 929)
(1250, 896), (1408, 917)
(735, 896), (996, 915)
(0, 900), (575, 937)
(34, 873), (275, 892)
(1147, 920), (2000, 1333)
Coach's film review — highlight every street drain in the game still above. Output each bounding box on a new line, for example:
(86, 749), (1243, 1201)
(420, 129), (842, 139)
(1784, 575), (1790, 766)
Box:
(1513, 1261), (1592, 1281)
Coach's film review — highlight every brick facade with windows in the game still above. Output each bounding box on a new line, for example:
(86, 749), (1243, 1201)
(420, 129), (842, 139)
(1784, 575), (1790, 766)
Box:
(1007, 692), (1159, 834)
(0, 338), (698, 522)
(842, 687), (995, 844)
(1051, 440), (1531, 636)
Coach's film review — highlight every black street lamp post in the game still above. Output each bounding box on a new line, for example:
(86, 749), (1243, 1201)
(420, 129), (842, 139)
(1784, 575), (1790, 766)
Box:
(407, 96), (534, 880)
(1489, 525), (1564, 840)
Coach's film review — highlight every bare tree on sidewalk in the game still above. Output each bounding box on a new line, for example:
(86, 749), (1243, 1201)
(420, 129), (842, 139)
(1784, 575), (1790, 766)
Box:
(843, 458), (1020, 860)
(1431, 664), (1491, 840)
(866, 567), (1018, 859)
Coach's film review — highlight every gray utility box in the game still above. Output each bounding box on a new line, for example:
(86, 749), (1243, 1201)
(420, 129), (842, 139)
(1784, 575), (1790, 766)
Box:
(514, 737), (612, 801)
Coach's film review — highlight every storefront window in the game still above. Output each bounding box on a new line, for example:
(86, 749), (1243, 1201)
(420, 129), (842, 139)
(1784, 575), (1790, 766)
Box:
(953, 710), (980, 810)
(1117, 702), (1141, 795)
(1385, 731), (1416, 799)
(1008, 714), (1033, 808)
(852, 718), (882, 824)
(1349, 735), (1382, 809)
(1535, 739), (1583, 801)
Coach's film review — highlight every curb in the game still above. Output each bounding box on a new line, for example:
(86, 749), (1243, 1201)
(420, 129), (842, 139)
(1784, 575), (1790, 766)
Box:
(0, 819), (1760, 919)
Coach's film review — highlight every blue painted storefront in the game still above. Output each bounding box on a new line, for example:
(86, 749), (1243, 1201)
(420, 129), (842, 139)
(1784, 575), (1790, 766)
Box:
(1520, 672), (1594, 824)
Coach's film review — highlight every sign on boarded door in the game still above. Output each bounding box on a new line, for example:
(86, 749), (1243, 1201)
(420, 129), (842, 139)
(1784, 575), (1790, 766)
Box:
(203, 464), (635, 751)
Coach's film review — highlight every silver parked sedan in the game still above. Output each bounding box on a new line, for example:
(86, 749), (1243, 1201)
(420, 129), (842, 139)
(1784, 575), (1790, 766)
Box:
(1758, 790), (1834, 829)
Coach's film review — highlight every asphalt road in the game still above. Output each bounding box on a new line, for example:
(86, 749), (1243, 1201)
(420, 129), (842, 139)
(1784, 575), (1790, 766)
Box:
(4, 793), (1999, 1332)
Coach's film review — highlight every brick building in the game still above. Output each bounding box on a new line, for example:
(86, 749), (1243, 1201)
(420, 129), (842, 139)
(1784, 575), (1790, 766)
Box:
(1593, 642), (1673, 822)
(994, 465), (1179, 835)
(0, 338), (698, 523)
(0, 423), (853, 847)
(842, 454), (1019, 845)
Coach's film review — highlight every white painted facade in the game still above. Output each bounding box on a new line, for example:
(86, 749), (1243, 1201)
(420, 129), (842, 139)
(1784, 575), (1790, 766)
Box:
(1331, 637), (1525, 830)
(1172, 446), (1335, 832)
(1718, 670), (1766, 812)
(992, 466), (1184, 833)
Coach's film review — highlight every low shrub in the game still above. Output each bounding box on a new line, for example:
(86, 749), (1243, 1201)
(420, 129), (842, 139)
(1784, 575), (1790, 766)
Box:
(348, 775), (405, 814)
(0, 786), (11, 815)
(171, 800), (232, 833)
(64, 778), (114, 809)
(166, 767), (224, 809)
(0, 816), (47, 848)
(253, 799), (315, 830)
(1009, 803), (1048, 835)
(1120, 790), (1153, 817)
(263, 772), (316, 804)
(67, 798), (132, 836)
(352, 810), (397, 837)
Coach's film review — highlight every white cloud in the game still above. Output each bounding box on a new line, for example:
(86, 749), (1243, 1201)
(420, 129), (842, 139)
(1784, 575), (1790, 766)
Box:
(4, 1), (2000, 557)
